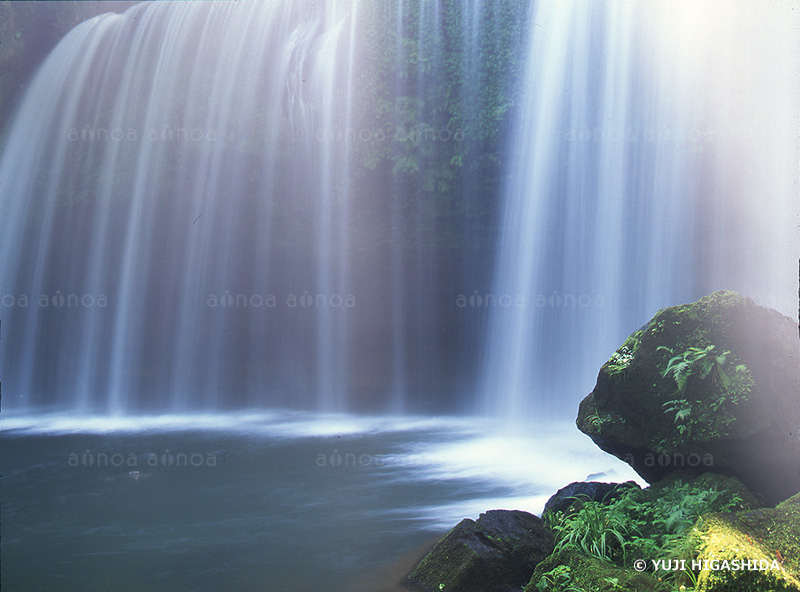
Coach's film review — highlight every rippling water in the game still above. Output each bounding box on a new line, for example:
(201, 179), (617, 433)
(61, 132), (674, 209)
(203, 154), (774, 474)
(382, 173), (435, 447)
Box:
(1, 412), (640, 591)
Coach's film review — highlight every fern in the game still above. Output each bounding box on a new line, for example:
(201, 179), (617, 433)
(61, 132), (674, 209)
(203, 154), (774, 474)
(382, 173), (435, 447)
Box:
(658, 343), (753, 443)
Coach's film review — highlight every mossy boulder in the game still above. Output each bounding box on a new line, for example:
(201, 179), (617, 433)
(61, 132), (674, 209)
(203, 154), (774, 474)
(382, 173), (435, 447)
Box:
(524, 549), (668, 592)
(577, 290), (800, 503)
(690, 491), (800, 591)
(406, 509), (554, 592)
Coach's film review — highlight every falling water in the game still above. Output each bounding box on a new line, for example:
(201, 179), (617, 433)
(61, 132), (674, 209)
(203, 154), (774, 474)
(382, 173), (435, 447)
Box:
(0, 2), (363, 414)
(478, 1), (799, 420)
(1, 0), (523, 416)
(1, 1), (795, 419)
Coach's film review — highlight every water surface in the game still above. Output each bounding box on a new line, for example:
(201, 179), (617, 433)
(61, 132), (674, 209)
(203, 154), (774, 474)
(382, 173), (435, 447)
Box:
(1, 411), (640, 591)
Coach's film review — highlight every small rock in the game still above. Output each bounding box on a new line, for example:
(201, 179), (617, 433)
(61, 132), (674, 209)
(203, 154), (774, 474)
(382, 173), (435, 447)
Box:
(406, 509), (554, 592)
(543, 480), (640, 517)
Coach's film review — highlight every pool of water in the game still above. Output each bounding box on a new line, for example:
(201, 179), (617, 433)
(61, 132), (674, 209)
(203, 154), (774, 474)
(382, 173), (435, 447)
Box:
(1, 411), (640, 591)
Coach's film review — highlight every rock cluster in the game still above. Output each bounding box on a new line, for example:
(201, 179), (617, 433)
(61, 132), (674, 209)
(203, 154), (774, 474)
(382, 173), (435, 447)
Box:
(408, 291), (800, 592)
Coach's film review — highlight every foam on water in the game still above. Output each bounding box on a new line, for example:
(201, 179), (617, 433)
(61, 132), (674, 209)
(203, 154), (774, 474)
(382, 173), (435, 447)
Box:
(0, 410), (475, 437)
(1, 410), (641, 522)
(383, 421), (642, 519)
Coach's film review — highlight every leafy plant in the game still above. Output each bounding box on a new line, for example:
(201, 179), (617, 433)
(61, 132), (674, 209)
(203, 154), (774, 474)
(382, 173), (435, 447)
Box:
(585, 409), (604, 429)
(662, 398), (693, 435)
(623, 480), (745, 590)
(659, 482), (742, 534)
(533, 565), (588, 592)
(545, 478), (748, 588)
(607, 345), (635, 373)
(657, 344), (753, 443)
(660, 345), (723, 392)
(549, 496), (637, 565)
(659, 344), (750, 397)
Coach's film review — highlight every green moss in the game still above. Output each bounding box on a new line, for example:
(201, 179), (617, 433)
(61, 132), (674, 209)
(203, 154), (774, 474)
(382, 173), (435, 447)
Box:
(528, 473), (800, 591)
(685, 492), (800, 591)
(693, 503), (800, 591)
(526, 550), (668, 592)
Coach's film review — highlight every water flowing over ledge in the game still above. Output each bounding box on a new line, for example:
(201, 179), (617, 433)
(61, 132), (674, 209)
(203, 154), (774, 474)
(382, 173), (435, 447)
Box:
(0, 1), (796, 420)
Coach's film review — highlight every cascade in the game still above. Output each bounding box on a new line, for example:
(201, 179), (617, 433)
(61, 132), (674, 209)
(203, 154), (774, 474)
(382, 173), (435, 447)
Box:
(478, 1), (799, 420)
(0, 2), (362, 414)
(0, 1), (795, 419)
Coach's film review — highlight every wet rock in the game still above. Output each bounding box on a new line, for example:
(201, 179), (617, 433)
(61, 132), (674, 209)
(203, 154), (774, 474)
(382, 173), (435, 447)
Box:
(543, 480), (641, 517)
(406, 509), (554, 592)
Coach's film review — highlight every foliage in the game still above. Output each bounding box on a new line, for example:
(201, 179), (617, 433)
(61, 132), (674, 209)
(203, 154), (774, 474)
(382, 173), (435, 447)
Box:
(622, 480), (744, 575)
(656, 344), (753, 445)
(545, 478), (748, 587)
(605, 331), (642, 377)
(659, 345), (744, 396)
(532, 564), (589, 592)
(548, 495), (638, 565)
(354, 0), (530, 249)
(606, 345), (635, 375)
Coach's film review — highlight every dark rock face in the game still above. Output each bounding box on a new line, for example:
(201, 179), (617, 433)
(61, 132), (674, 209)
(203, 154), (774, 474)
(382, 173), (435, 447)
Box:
(406, 509), (555, 592)
(576, 290), (800, 504)
(543, 480), (641, 516)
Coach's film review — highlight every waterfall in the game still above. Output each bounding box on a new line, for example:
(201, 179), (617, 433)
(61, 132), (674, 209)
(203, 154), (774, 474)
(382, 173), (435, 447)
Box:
(0, 2), (362, 414)
(478, 1), (799, 420)
(1, 1), (795, 418)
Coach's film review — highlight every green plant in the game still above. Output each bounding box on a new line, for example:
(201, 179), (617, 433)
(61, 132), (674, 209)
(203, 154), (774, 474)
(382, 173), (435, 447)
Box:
(655, 532), (701, 592)
(542, 508), (562, 530)
(657, 344), (753, 443)
(533, 565), (588, 592)
(607, 345), (635, 374)
(659, 345), (748, 397)
(660, 483), (742, 533)
(550, 496), (637, 565)
(623, 480), (745, 587)
(546, 478), (748, 590)
(585, 409), (603, 429)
